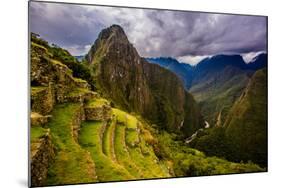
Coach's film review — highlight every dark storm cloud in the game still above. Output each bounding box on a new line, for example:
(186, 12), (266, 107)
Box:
(29, 1), (267, 61)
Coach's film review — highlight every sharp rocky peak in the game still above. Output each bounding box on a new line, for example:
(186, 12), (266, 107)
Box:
(86, 25), (135, 64)
(100, 24), (125, 38)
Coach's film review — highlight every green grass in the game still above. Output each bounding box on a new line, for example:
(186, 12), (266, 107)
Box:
(112, 108), (139, 147)
(102, 118), (117, 161)
(31, 86), (47, 96)
(45, 103), (96, 185)
(155, 131), (264, 177)
(30, 126), (48, 143)
(86, 98), (109, 108)
(112, 108), (169, 178)
(31, 42), (48, 53)
(50, 59), (68, 68)
(114, 122), (143, 178)
(126, 138), (169, 178)
(190, 73), (249, 125)
(66, 88), (90, 98)
(79, 121), (134, 182)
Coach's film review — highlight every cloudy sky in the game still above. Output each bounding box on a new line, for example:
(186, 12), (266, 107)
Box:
(29, 1), (267, 65)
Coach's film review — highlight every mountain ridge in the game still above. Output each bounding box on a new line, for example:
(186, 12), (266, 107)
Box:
(147, 53), (267, 126)
(86, 25), (205, 137)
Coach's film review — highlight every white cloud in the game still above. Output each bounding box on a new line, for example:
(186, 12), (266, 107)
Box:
(177, 55), (211, 65)
(241, 51), (266, 63)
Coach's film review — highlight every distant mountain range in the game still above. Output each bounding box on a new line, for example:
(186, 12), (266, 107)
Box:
(146, 57), (193, 89)
(74, 55), (85, 62)
(147, 53), (267, 126)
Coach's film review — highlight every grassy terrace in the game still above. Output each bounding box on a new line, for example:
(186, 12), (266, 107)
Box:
(114, 121), (143, 178)
(79, 121), (133, 181)
(73, 77), (88, 83)
(86, 98), (109, 108)
(127, 136), (169, 178)
(66, 88), (90, 98)
(113, 109), (139, 147)
(102, 118), (117, 161)
(31, 86), (47, 96)
(113, 108), (170, 179)
(45, 103), (96, 185)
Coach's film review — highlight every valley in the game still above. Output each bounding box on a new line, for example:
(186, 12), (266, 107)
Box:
(30, 24), (267, 187)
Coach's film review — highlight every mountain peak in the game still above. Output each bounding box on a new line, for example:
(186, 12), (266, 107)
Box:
(86, 25), (131, 64)
(195, 54), (246, 70)
(98, 24), (127, 41)
(247, 53), (267, 70)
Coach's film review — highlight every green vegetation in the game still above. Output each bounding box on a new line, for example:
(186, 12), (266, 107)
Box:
(113, 108), (170, 178)
(86, 98), (109, 107)
(30, 31), (267, 187)
(224, 68), (267, 166)
(66, 88), (90, 98)
(189, 127), (232, 160)
(31, 33), (49, 49)
(190, 69), (267, 167)
(30, 126), (48, 143)
(191, 73), (250, 126)
(31, 86), (47, 96)
(31, 33), (95, 89)
(155, 131), (264, 177)
(79, 121), (133, 181)
(102, 119), (116, 161)
(114, 121), (143, 178)
(45, 103), (96, 185)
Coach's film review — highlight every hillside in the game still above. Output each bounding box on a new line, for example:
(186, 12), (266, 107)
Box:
(224, 68), (268, 166)
(146, 57), (193, 89)
(30, 26), (265, 187)
(30, 36), (171, 186)
(148, 54), (267, 126)
(190, 68), (267, 167)
(85, 25), (204, 137)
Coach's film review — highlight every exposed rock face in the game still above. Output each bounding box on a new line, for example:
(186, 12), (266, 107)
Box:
(86, 25), (204, 136)
(31, 130), (55, 187)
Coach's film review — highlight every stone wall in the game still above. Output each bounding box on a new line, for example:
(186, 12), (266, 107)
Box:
(71, 104), (85, 143)
(31, 130), (55, 187)
(31, 84), (55, 115)
(85, 104), (112, 121)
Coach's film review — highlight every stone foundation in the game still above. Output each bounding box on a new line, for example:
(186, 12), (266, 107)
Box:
(31, 130), (54, 187)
